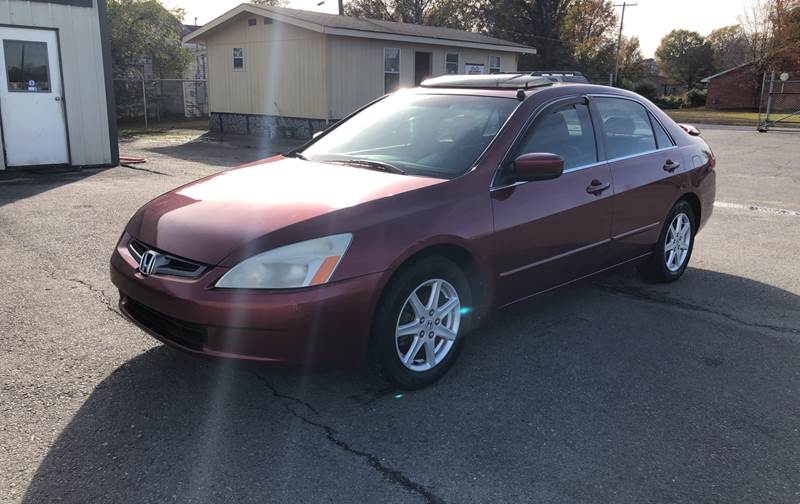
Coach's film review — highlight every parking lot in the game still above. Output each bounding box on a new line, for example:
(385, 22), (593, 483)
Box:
(1, 126), (799, 503)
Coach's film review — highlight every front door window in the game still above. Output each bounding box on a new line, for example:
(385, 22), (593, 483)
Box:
(517, 101), (598, 170)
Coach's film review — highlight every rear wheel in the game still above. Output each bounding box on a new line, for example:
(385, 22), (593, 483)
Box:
(370, 257), (472, 389)
(639, 200), (696, 282)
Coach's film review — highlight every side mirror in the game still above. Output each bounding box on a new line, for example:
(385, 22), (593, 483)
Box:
(513, 153), (564, 181)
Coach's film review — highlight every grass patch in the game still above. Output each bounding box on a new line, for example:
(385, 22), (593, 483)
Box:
(665, 108), (800, 127)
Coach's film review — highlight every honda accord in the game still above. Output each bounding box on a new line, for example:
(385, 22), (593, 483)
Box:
(110, 74), (716, 389)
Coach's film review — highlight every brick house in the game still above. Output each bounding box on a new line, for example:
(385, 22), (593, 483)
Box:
(702, 63), (761, 110)
(703, 63), (800, 111)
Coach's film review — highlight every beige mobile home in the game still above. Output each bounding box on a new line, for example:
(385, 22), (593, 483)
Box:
(0, 0), (117, 169)
(184, 4), (536, 139)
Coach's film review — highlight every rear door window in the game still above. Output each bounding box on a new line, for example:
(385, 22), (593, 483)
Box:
(649, 113), (674, 149)
(594, 97), (657, 159)
(516, 101), (597, 170)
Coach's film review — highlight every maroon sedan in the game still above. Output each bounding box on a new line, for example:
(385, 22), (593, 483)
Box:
(111, 74), (715, 389)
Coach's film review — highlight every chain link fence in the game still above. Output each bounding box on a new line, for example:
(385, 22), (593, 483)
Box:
(114, 78), (208, 129)
(758, 72), (800, 132)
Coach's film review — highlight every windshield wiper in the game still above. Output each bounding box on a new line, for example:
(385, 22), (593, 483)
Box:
(285, 151), (308, 160)
(330, 159), (406, 175)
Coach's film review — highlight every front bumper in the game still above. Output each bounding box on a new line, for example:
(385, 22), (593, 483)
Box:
(110, 234), (384, 369)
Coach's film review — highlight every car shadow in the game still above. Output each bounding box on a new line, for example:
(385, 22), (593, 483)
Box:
(22, 266), (800, 503)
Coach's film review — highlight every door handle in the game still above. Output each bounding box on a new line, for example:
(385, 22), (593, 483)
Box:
(586, 179), (611, 195)
(663, 160), (680, 172)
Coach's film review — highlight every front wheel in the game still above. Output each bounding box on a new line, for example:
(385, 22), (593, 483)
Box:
(370, 257), (472, 389)
(639, 200), (696, 282)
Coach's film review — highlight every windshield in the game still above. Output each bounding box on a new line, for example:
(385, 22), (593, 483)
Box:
(300, 93), (519, 179)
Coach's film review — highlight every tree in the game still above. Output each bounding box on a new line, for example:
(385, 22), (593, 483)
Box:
(764, 0), (800, 69)
(655, 29), (714, 88)
(563, 0), (615, 45)
(107, 0), (189, 79)
(344, 0), (480, 29)
(617, 36), (644, 83)
(562, 0), (617, 80)
(738, 0), (775, 65)
(706, 25), (750, 71)
(479, 0), (575, 69)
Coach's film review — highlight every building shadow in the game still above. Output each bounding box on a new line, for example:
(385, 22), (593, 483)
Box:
(141, 134), (305, 169)
(21, 267), (800, 503)
(0, 166), (112, 209)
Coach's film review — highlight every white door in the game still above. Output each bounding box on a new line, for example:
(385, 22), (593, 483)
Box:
(0, 27), (69, 166)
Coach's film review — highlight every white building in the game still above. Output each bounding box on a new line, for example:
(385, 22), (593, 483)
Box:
(184, 4), (536, 139)
(0, 0), (118, 169)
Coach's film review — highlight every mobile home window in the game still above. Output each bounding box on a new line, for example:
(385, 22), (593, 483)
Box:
(3, 40), (51, 92)
(445, 53), (459, 75)
(489, 55), (501, 74)
(384, 48), (400, 93)
(233, 47), (244, 71)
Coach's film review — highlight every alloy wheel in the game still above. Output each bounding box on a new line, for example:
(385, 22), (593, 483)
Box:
(395, 278), (461, 372)
(665, 212), (691, 272)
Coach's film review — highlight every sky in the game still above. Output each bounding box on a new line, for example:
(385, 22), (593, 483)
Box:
(164, 0), (757, 58)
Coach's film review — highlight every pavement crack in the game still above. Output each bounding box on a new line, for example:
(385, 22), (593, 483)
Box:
(347, 385), (396, 406)
(252, 373), (444, 503)
(251, 372), (319, 414)
(595, 283), (800, 336)
(283, 402), (445, 504)
(65, 277), (123, 318)
(120, 163), (171, 176)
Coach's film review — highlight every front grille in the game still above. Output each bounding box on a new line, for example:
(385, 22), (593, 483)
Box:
(125, 298), (207, 350)
(129, 239), (147, 259)
(128, 239), (207, 278)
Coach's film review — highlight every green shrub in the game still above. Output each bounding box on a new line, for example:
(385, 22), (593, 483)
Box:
(617, 78), (636, 91)
(685, 88), (708, 108)
(635, 82), (659, 101)
(654, 95), (684, 109)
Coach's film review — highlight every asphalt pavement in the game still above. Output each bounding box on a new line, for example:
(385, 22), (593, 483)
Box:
(1, 127), (799, 503)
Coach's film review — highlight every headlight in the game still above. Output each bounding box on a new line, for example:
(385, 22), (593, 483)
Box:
(216, 234), (352, 289)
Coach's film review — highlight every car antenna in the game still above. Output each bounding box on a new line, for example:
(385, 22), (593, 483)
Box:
(516, 89), (526, 101)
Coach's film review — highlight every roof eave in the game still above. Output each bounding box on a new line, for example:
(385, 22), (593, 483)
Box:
(700, 61), (755, 83)
(183, 3), (326, 43)
(323, 27), (536, 54)
(183, 3), (536, 54)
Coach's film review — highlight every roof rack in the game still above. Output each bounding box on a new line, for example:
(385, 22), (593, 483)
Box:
(529, 70), (585, 77)
(420, 73), (553, 90)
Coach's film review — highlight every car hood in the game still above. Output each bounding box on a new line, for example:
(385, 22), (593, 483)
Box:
(126, 156), (445, 265)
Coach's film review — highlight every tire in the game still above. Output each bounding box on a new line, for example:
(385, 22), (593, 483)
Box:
(370, 256), (472, 389)
(639, 200), (696, 283)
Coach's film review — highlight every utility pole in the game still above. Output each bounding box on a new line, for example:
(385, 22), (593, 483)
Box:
(612, 2), (637, 87)
(318, 0), (344, 15)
